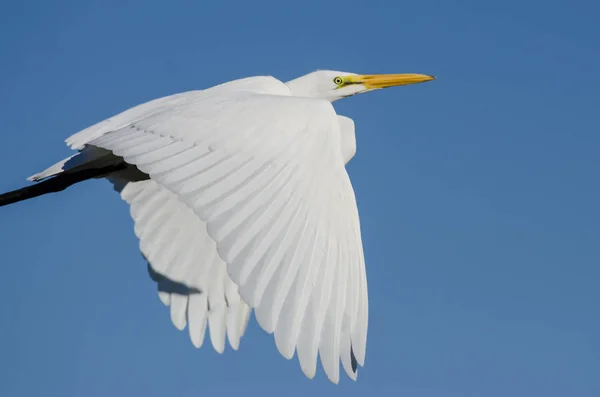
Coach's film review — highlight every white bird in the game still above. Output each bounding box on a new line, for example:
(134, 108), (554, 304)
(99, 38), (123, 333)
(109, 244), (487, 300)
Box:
(0, 70), (434, 383)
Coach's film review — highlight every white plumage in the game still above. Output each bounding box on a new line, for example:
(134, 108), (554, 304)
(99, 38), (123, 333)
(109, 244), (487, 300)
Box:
(4, 70), (434, 384)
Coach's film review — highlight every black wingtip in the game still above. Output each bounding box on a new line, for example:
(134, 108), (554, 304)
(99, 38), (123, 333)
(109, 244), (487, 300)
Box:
(350, 345), (358, 374)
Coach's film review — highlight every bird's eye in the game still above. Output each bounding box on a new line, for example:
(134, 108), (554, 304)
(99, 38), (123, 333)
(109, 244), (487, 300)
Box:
(333, 77), (344, 86)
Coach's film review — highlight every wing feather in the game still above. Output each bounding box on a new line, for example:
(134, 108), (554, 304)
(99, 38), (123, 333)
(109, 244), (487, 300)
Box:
(92, 87), (368, 382)
(110, 176), (252, 353)
(188, 293), (209, 348)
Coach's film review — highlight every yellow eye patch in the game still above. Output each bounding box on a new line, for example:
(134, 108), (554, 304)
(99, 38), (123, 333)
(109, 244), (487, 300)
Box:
(333, 76), (345, 86)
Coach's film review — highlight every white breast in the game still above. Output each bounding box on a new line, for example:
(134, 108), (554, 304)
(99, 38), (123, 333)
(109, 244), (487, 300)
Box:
(337, 115), (356, 164)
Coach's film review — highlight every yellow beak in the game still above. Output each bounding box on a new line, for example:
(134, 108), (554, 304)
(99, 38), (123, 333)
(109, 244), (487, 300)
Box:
(347, 73), (435, 89)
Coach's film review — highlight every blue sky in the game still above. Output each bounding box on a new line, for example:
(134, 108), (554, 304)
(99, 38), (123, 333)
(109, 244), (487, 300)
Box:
(0, 0), (598, 396)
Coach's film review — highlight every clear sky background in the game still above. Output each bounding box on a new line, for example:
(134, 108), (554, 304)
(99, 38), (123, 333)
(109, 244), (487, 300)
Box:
(0, 1), (598, 396)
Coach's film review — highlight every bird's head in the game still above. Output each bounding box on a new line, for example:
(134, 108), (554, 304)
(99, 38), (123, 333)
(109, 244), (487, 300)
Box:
(285, 70), (435, 102)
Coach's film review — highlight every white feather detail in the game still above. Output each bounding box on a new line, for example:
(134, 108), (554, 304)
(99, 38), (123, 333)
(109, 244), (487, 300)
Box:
(110, 176), (252, 354)
(88, 84), (369, 383)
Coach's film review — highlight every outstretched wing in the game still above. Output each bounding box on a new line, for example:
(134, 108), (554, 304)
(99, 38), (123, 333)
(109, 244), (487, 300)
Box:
(109, 174), (251, 352)
(72, 78), (368, 383)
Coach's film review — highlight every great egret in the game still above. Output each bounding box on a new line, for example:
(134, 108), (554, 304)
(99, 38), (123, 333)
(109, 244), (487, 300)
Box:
(0, 70), (434, 383)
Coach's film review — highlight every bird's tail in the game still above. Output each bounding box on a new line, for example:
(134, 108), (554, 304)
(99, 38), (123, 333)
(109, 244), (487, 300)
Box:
(0, 148), (127, 208)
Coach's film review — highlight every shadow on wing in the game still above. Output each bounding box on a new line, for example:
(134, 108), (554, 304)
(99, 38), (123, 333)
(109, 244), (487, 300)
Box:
(143, 255), (203, 296)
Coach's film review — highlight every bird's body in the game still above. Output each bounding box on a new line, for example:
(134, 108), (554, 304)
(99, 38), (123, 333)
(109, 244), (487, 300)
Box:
(0, 70), (434, 383)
